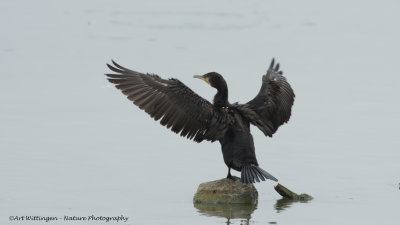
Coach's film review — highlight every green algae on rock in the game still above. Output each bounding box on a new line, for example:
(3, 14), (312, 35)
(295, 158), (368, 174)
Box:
(274, 183), (313, 201)
(193, 178), (258, 204)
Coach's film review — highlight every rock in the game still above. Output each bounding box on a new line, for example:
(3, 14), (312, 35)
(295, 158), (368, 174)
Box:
(274, 183), (313, 201)
(193, 178), (258, 204)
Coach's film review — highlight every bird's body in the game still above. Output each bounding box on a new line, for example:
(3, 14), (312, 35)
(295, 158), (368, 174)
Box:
(220, 112), (257, 171)
(106, 59), (295, 183)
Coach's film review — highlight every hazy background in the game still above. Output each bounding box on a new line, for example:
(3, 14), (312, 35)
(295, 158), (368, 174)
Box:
(1, 0), (399, 224)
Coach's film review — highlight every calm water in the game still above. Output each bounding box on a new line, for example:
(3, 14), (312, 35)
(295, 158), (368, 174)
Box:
(1, 0), (399, 224)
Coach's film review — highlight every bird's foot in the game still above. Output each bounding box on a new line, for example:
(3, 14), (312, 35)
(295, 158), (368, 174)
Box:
(227, 175), (241, 181)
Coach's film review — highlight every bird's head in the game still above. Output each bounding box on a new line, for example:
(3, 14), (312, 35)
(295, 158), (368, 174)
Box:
(193, 72), (226, 89)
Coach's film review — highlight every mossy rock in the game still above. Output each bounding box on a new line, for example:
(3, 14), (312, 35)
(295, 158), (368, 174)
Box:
(274, 183), (313, 201)
(193, 178), (258, 204)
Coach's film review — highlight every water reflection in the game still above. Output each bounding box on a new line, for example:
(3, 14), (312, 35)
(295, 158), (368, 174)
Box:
(194, 196), (313, 223)
(194, 203), (256, 224)
(274, 197), (312, 213)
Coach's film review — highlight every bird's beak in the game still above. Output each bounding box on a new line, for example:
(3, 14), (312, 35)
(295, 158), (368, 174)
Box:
(193, 75), (210, 84)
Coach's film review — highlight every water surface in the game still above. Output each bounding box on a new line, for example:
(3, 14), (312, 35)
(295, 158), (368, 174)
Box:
(1, 0), (399, 224)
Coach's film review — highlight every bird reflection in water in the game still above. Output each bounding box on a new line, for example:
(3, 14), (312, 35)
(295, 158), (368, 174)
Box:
(193, 203), (256, 225)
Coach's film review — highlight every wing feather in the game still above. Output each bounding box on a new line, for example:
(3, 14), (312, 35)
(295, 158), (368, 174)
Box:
(105, 61), (232, 142)
(237, 58), (295, 137)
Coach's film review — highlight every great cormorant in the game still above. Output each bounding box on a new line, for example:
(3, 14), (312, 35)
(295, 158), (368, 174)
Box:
(105, 59), (295, 183)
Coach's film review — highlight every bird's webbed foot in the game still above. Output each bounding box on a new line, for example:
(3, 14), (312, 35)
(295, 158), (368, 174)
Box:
(227, 175), (241, 181)
(227, 168), (240, 181)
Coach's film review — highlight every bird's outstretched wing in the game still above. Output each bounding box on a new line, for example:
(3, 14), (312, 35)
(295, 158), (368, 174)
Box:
(105, 61), (233, 142)
(236, 59), (295, 137)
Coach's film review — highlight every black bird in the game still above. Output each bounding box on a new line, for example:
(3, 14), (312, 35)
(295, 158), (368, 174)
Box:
(105, 59), (295, 183)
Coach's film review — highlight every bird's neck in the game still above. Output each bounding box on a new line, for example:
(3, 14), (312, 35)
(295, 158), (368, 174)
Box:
(213, 85), (229, 108)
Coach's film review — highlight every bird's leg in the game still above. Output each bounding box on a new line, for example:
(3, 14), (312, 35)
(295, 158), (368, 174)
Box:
(226, 167), (240, 181)
(227, 167), (232, 179)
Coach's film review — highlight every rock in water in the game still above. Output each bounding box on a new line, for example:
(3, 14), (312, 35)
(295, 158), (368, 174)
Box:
(274, 183), (313, 201)
(193, 178), (258, 204)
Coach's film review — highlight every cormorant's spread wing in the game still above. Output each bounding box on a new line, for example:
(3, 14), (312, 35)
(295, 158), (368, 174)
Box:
(106, 61), (232, 142)
(237, 59), (295, 137)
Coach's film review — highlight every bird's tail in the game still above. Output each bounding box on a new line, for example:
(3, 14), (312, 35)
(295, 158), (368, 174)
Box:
(241, 165), (278, 183)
